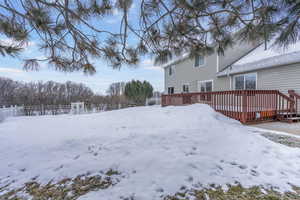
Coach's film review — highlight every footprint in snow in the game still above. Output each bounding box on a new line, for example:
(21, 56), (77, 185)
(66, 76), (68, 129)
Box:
(54, 165), (64, 171)
(186, 176), (194, 182)
(31, 175), (39, 181)
(184, 146), (198, 156)
(185, 151), (197, 156)
(155, 187), (164, 193)
(239, 165), (247, 170)
(250, 169), (260, 176)
(19, 168), (26, 172)
(73, 155), (80, 160)
(188, 163), (198, 169)
(215, 165), (223, 171)
(280, 171), (287, 176)
(229, 161), (238, 166)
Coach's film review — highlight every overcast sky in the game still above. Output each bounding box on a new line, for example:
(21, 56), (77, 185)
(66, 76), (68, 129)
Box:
(0, 1), (164, 94)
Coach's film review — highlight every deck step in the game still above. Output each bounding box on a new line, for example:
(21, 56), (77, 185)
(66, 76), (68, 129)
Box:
(278, 113), (300, 118)
(279, 116), (300, 123)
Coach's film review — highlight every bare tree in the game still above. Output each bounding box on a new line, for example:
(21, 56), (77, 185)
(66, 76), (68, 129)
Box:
(0, 77), (94, 106)
(106, 82), (128, 109)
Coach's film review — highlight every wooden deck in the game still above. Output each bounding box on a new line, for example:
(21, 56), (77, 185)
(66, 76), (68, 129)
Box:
(162, 90), (299, 124)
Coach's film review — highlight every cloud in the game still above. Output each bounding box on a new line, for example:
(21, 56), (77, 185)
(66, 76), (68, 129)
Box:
(140, 59), (163, 71)
(0, 67), (24, 73)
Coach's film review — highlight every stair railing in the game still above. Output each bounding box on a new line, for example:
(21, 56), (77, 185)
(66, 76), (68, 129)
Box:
(288, 90), (300, 115)
(277, 91), (295, 119)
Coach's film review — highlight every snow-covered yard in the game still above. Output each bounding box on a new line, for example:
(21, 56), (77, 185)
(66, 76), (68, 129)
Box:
(0, 104), (300, 199)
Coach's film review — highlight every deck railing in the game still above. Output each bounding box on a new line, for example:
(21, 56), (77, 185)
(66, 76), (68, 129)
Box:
(161, 90), (295, 123)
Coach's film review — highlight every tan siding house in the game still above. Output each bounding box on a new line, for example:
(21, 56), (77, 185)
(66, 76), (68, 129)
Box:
(163, 40), (300, 95)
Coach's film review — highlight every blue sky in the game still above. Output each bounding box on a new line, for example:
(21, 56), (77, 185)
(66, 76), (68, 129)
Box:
(0, 1), (164, 94)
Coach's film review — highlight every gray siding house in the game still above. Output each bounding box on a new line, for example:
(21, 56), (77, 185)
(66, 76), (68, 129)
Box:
(163, 40), (300, 95)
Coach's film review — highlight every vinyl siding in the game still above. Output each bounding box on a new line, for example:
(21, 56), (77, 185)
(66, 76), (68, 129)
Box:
(214, 76), (231, 91)
(164, 53), (217, 93)
(257, 63), (300, 94)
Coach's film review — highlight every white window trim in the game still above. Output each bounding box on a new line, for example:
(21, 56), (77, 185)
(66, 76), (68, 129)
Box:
(182, 83), (190, 93)
(233, 72), (257, 90)
(194, 54), (205, 68)
(197, 79), (214, 92)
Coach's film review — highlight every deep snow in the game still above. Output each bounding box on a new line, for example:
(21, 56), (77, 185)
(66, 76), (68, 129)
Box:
(0, 104), (300, 200)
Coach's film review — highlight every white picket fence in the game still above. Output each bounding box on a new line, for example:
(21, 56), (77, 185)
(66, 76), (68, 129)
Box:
(0, 103), (110, 122)
(0, 106), (24, 122)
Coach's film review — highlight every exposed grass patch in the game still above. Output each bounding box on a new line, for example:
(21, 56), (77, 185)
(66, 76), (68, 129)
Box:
(261, 132), (300, 148)
(0, 171), (120, 200)
(164, 185), (300, 200)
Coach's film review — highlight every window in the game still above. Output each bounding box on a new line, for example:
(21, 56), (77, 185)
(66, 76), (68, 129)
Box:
(194, 54), (204, 67)
(234, 73), (257, 90)
(199, 80), (213, 92)
(235, 76), (244, 90)
(168, 65), (175, 76)
(182, 84), (189, 93)
(168, 87), (174, 94)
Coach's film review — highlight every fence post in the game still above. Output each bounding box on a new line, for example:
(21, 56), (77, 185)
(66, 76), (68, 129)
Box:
(241, 90), (247, 123)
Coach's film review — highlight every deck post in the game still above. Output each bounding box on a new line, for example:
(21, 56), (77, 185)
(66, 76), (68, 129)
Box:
(241, 90), (247, 123)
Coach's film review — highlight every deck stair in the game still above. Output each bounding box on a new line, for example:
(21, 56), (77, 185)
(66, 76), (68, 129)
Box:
(277, 90), (300, 123)
(277, 113), (300, 123)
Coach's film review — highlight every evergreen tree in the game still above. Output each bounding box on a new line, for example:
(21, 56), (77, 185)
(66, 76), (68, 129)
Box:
(124, 80), (153, 105)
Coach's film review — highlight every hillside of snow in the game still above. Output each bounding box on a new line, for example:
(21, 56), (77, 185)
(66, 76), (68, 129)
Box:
(0, 104), (300, 199)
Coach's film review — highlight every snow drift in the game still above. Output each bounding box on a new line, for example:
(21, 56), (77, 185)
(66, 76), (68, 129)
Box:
(0, 104), (299, 200)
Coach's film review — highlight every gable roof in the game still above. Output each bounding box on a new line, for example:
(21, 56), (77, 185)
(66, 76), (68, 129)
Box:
(217, 41), (300, 77)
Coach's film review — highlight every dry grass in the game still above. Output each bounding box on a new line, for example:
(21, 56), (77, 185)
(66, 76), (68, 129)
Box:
(0, 171), (120, 200)
(164, 185), (300, 200)
(262, 132), (300, 148)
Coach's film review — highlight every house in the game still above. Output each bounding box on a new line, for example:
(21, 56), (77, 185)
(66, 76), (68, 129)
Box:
(161, 39), (300, 123)
(163, 40), (300, 95)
